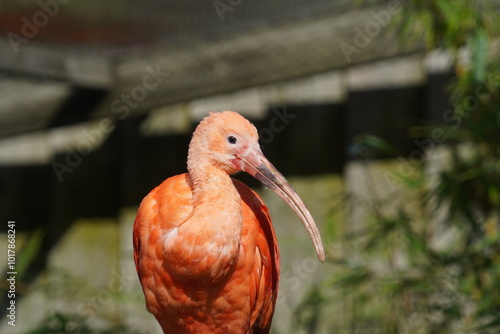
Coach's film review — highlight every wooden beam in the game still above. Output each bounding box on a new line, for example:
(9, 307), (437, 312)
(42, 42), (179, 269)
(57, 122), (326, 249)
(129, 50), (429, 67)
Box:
(94, 4), (423, 117)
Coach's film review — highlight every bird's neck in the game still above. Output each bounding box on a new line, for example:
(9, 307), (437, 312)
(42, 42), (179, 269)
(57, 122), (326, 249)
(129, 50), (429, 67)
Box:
(176, 165), (243, 281)
(190, 164), (240, 205)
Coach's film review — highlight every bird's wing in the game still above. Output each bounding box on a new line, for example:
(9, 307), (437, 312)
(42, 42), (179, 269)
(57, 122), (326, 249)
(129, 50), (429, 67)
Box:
(133, 174), (193, 281)
(233, 179), (280, 333)
(133, 186), (160, 281)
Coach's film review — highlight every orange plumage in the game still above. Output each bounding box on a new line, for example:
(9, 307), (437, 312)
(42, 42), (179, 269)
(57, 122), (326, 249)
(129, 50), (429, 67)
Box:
(133, 111), (324, 333)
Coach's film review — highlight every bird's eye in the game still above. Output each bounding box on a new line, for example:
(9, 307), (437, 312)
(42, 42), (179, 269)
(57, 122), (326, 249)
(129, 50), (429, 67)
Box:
(227, 135), (238, 145)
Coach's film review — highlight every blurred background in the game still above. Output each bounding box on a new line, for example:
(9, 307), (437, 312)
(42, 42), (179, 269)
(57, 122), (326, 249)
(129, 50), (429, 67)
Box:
(0, 0), (499, 333)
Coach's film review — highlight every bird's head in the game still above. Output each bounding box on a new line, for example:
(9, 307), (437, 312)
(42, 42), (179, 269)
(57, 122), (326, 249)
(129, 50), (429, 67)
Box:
(188, 110), (260, 175)
(188, 110), (325, 262)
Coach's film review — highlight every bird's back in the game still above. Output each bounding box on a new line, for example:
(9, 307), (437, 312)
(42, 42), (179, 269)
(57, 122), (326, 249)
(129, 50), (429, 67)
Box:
(133, 173), (280, 333)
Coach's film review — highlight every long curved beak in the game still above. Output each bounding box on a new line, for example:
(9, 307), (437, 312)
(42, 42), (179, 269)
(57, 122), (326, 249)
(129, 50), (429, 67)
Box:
(238, 146), (325, 262)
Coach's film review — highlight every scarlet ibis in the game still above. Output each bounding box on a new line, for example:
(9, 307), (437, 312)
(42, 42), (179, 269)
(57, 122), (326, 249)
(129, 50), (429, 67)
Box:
(133, 110), (324, 333)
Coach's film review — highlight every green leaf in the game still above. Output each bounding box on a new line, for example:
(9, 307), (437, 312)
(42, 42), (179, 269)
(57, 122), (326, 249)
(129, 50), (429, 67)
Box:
(470, 28), (489, 82)
(17, 228), (45, 278)
(355, 134), (400, 155)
